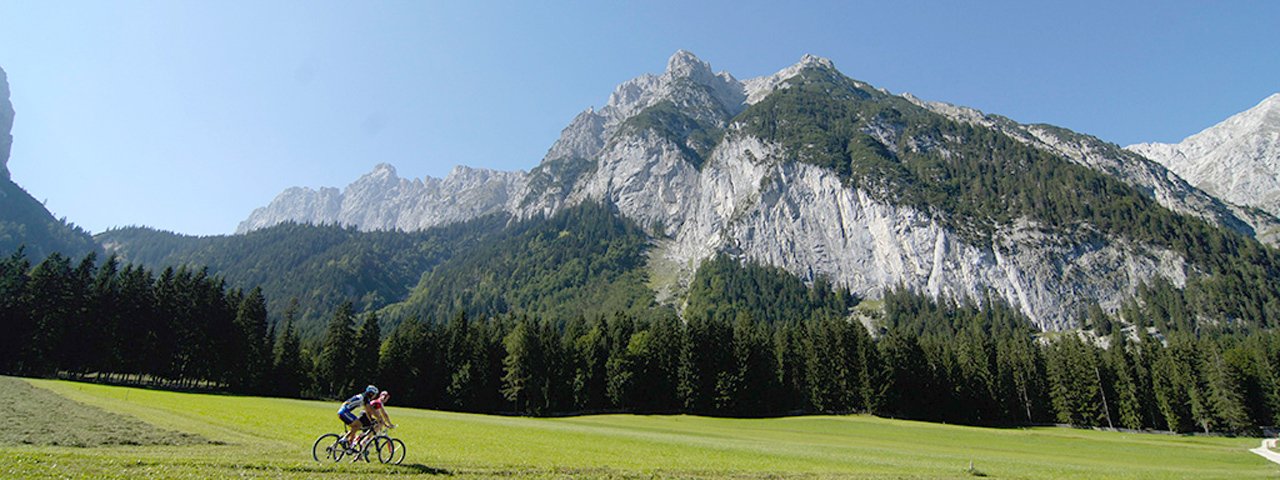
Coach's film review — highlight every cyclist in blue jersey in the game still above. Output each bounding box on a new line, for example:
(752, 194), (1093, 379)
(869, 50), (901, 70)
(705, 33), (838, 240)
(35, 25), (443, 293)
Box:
(337, 385), (379, 447)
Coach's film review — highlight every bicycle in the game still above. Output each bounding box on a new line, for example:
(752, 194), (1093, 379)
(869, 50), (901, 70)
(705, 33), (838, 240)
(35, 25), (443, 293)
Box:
(372, 426), (407, 465)
(312, 425), (377, 463)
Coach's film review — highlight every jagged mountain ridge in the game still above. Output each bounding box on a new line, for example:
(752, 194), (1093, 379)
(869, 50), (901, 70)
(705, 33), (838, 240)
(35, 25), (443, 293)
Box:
(1126, 94), (1280, 219)
(237, 51), (1275, 330)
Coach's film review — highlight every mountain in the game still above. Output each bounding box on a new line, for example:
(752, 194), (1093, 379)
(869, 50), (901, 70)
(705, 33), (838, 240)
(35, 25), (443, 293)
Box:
(98, 217), (509, 337)
(237, 163), (526, 234)
(203, 52), (1280, 331)
(1, 66), (13, 181)
(0, 66), (99, 261)
(1127, 94), (1280, 219)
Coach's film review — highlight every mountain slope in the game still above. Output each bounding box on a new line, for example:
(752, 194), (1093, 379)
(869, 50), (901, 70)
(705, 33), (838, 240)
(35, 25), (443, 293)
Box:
(1127, 94), (1280, 219)
(228, 52), (1280, 330)
(0, 66), (99, 261)
(98, 217), (509, 336)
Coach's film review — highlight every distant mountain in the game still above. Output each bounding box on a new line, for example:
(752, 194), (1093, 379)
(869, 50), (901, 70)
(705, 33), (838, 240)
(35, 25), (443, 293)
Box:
(225, 51), (1280, 332)
(0, 66), (99, 261)
(1127, 94), (1280, 219)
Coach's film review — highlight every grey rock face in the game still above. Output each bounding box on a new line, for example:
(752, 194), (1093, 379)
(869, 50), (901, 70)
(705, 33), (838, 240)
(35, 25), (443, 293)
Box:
(1, 67), (14, 181)
(236, 163), (526, 233)
(241, 51), (1254, 330)
(1126, 94), (1280, 220)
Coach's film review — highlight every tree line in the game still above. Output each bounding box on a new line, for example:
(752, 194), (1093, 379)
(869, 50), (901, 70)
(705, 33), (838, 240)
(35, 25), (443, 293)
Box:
(3, 248), (1278, 435)
(0, 248), (293, 394)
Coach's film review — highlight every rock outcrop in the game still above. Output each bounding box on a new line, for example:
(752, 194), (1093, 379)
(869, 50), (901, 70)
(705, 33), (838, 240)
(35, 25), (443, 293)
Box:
(1127, 94), (1280, 220)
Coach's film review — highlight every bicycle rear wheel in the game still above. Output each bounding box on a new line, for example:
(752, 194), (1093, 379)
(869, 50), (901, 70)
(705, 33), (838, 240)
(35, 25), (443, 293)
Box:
(312, 433), (342, 462)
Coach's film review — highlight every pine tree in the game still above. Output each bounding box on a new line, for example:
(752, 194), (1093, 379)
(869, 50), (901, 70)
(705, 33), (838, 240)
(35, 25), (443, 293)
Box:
(272, 299), (305, 397)
(87, 254), (121, 378)
(1201, 340), (1251, 434)
(1106, 333), (1144, 430)
(0, 249), (31, 374)
(352, 311), (381, 389)
(316, 301), (357, 398)
(25, 252), (74, 375)
(502, 317), (540, 414)
(232, 287), (270, 391)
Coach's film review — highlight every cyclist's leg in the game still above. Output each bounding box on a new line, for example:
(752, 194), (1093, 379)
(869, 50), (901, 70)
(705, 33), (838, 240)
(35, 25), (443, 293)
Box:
(339, 410), (360, 445)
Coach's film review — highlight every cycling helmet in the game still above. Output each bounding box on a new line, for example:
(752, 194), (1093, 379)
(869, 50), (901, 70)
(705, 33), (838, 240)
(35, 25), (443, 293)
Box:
(365, 385), (379, 397)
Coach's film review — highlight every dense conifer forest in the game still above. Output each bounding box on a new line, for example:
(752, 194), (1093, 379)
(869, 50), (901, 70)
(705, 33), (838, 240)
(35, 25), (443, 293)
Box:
(4, 242), (1279, 435)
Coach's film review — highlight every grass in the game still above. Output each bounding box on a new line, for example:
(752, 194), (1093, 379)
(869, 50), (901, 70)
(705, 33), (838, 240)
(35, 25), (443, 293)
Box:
(0, 377), (206, 448)
(0, 376), (1276, 478)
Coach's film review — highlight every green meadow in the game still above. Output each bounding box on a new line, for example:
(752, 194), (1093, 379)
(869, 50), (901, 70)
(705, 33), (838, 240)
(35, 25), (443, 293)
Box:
(1, 376), (1274, 479)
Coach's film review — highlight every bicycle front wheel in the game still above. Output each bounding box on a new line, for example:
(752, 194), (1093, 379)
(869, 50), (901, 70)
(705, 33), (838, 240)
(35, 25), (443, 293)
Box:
(390, 438), (406, 465)
(312, 433), (342, 462)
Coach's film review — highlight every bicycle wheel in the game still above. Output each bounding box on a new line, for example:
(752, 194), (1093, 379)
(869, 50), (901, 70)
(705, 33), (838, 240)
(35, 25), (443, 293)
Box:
(356, 437), (377, 463)
(390, 438), (406, 465)
(371, 436), (393, 463)
(312, 433), (342, 462)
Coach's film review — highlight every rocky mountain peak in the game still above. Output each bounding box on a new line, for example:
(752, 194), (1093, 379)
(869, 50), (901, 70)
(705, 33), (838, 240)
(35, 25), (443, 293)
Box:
(665, 49), (716, 81)
(1126, 93), (1280, 217)
(602, 51), (745, 127)
(371, 162), (398, 177)
(797, 53), (836, 71)
(1, 66), (14, 181)
(743, 53), (838, 105)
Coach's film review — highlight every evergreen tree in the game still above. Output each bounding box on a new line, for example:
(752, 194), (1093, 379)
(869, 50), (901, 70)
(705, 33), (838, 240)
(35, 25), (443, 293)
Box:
(502, 317), (541, 414)
(352, 311), (382, 389)
(272, 299), (306, 397)
(316, 301), (357, 398)
(24, 252), (75, 375)
(1201, 340), (1252, 434)
(232, 287), (270, 391)
(0, 249), (30, 374)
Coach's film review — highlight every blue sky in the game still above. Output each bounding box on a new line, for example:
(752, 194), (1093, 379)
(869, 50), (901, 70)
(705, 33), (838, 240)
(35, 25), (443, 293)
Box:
(1, 1), (1277, 235)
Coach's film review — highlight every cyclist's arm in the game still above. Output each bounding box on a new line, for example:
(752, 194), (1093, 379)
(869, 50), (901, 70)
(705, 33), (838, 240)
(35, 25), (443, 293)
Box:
(376, 405), (393, 427)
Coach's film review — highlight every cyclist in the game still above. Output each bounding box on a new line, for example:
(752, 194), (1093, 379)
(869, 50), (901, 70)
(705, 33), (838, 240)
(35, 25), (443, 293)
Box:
(368, 390), (396, 430)
(355, 390), (397, 450)
(337, 385), (378, 447)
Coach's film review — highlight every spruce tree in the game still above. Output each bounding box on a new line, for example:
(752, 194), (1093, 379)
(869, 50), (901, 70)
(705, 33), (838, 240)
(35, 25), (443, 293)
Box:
(0, 249), (30, 374)
(352, 311), (382, 389)
(272, 299), (305, 397)
(232, 287), (270, 391)
(316, 301), (356, 398)
(25, 252), (74, 375)
(1201, 340), (1251, 433)
(502, 317), (542, 414)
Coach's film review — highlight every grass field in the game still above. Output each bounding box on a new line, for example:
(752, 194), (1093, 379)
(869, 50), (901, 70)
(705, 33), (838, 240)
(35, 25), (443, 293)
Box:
(0, 377), (1275, 479)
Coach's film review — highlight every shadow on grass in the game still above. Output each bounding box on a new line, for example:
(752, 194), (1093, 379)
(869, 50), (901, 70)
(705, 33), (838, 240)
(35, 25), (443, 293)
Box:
(392, 463), (453, 475)
(234, 462), (453, 476)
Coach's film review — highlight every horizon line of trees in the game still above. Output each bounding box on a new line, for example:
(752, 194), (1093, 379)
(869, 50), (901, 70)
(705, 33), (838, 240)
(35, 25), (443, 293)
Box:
(3, 248), (1279, 435)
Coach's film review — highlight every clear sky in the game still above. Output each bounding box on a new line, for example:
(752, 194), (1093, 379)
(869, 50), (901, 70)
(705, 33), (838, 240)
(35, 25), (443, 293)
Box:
(1, 1), (1277, 236)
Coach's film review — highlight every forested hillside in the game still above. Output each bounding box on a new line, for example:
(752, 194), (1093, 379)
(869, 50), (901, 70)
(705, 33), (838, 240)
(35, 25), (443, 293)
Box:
(735, 64), (1280, 329)
(384, 201), (659, 325)
(98, 202), (658, 336)
(0, 178), (100, 262)
(97, 216), (509, 336)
